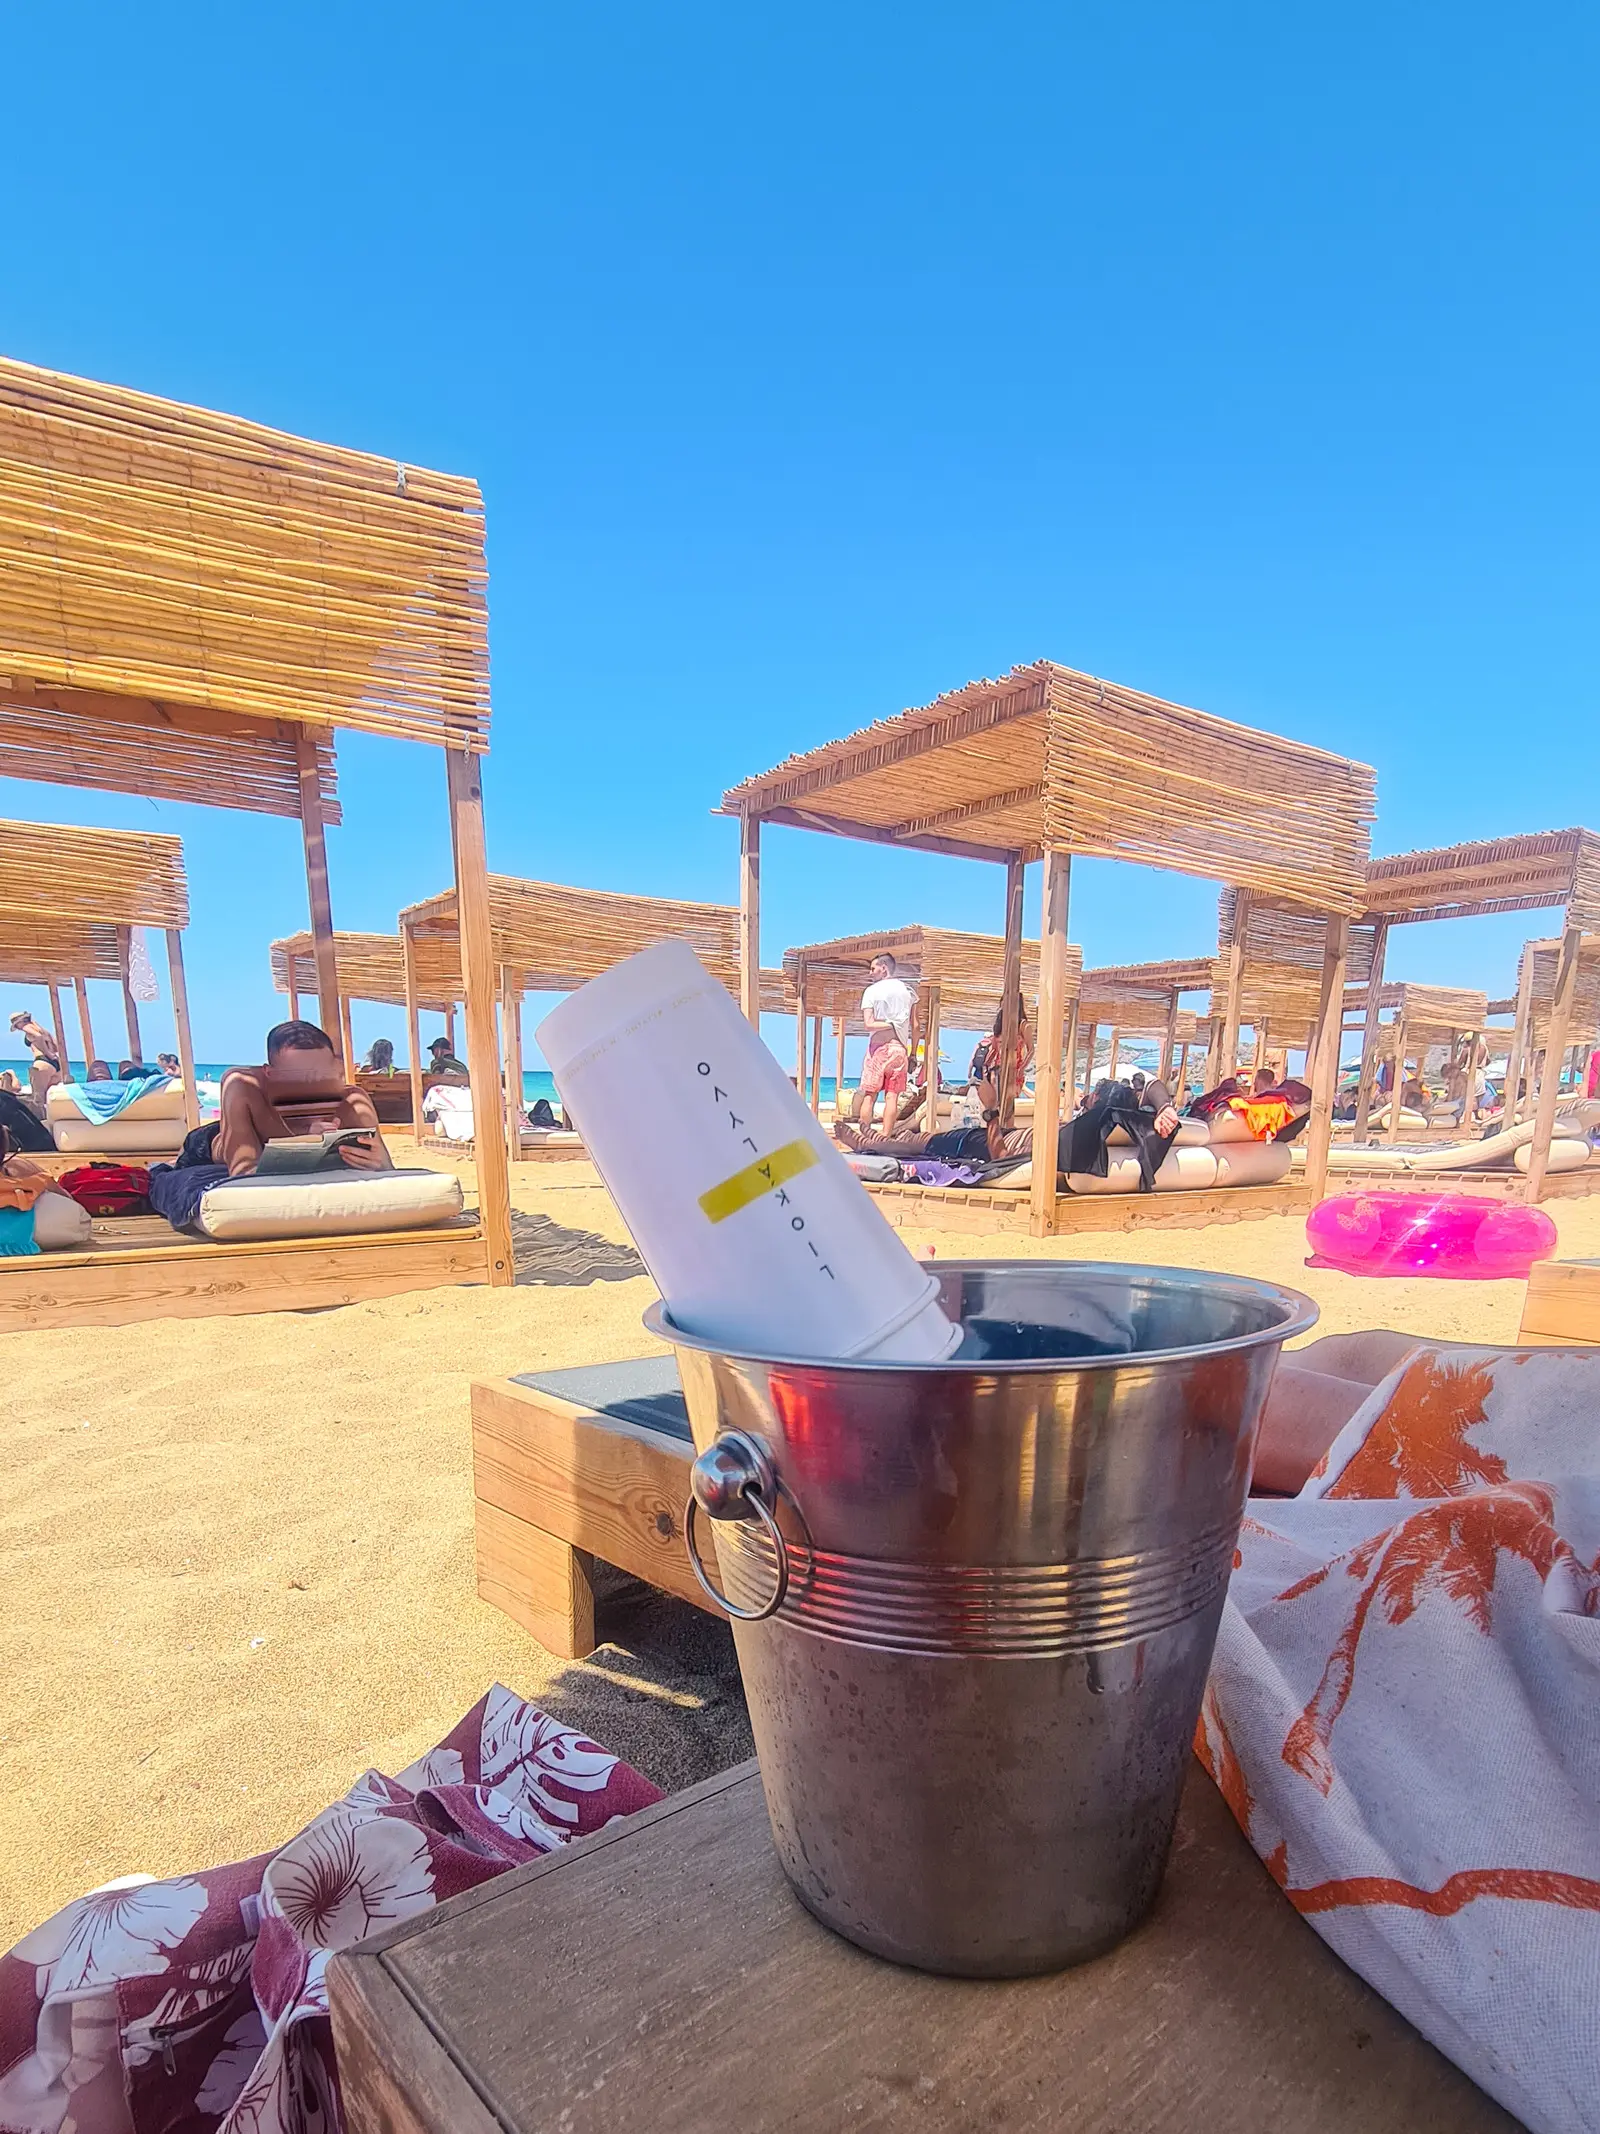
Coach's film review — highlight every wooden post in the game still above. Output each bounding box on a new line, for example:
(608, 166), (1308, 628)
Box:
(1062, 997), (1081, 1118)
(793, 968), (808, 1098)
(1461, 1032), (1479, 1135)
(1219, 890), (1250, 1079)
(402, 920), (425, 1139)
(1255, 1019), (1271, 1075)
(1030, 850), (1071, 1238)
(46, 984), (70, 1079)
(809, 1013), (824, 1118)
(1175, 1039), (1190, 1095)
(339, 996), (356, 1078)
(1080, 1021), (1098, 1094)
(1159, 990), (1179, 1083)
(923, 982), (942, 1129)
(295, 730), (342, 1059)
(500, 966), (525, 1163)
(997, 854), (1025, 1129)
(1106, 1029), (1120, 1082)
(833, 1017), (847, 1125)
(445, 1004), (457, 1053)
(164, 929), (200, 1129)
(445, 747), (514, 1287)
(1303, 916), (1349, 1207)
(72, 976), (96, 1070)
(1524, 927), (1583, 1203)
(287, 983), (300, 1022)
(1352, 916), (1388, 1141)
(1503, 950), (1533, 1127)
(118, 926), (143, 1062)
(1385, 1021), (1407, 1145)
(739, 814), (762, 1026)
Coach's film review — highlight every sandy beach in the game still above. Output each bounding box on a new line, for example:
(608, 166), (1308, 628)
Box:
(4, 1152), (1597, 1946)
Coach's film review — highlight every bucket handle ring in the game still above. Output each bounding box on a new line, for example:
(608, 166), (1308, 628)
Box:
(684, 1430), (791, 1622)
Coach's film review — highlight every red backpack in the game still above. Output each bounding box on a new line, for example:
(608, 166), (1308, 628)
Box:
(58, 1164), (152, 1217)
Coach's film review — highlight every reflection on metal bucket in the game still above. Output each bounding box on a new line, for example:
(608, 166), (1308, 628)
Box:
(650, 1260), (1316, 1978)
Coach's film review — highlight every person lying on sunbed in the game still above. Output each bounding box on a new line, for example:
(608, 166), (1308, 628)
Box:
(218, 1020), (393, 1177)
(836, 1078), (1180, 1166)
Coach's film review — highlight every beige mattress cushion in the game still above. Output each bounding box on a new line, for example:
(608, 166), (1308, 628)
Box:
(1068, 1145), (1220, 1195)
(46, 1078), (187, 1123)
(1210, 1139), (1294, 1186)
(196, 1167), (464, 1243)
(51, 1116), (188, 1154)
(1512, 1138), (1591, 1175)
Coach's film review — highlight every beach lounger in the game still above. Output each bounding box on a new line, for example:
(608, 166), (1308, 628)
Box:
(1294, 1099), (1600, 1177)
(44, 1077), (188, 1154)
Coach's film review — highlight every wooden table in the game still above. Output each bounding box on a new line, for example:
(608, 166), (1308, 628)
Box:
(328, 1758), (1517, 2134)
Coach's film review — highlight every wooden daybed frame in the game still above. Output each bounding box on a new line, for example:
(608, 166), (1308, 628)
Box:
(722, 661), (1376, 1236)
(0, 354), (513, 1327)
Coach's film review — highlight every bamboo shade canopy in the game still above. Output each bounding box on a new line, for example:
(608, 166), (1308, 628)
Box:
(0, 354), (489, 750)
(1363, 830), (1600, 931)
(272, 932), (456, 1014)
(401, 878), (742, 997)
(0, 818), (188, 927)
(1213, 892), (1377, 1025)
(0, 912), (123, 984)
(783, 925), (1083, 1034)
(1518, 937), (1600, 1051)
(1366, 985), (1490, 1050)
(1079, 957), (1215, 1030)
(722, 661), (1375, 914)
(0, 687), (341, 822)
(760, 968), (798, 1015)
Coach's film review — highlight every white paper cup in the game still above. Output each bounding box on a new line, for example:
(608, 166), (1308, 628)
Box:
(539, 942), (960, 1362)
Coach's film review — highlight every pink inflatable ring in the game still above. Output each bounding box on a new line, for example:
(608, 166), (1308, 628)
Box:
(1306, 1190), (1559, 1280)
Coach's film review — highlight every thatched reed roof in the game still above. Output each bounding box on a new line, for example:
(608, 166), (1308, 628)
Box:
(1518, 935), (1600, 1050)
(723, 661), (1375, 914)
(1213, 890), (1378, 1026)
(1361, 984), (1490, 1047)
(401, 877), (742, 997)
(271, 931), (456, 1013)
(1364, 829), (1600, 930)
(783, 924), (1083, 1033)
(0, 686), (341, 822)
(0, 818), (188, 928)
(0, 913), (124, 985)
(1078, 957), (1214, 1030)
(0, 353), (488, 754)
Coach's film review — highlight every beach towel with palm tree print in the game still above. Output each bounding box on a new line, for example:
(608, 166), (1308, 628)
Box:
(1198, 1344), (1600, 2134)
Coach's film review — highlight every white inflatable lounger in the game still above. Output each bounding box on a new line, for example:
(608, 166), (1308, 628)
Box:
(195, 1167), (465, 1243)
(45, 1078), (189, 1153)
(1299, 1103), (1600, 1176)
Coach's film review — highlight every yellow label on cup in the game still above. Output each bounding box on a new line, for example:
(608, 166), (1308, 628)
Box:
(698, 1137), (819, 1224)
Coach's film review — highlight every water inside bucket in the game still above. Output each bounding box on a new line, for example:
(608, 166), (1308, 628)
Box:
(937, 1264), (1298, 1367)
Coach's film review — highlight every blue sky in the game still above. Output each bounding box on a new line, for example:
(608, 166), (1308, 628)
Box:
(1, 2), (1595, 1066)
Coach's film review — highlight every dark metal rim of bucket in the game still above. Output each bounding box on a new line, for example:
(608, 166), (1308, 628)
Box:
(645, 1258), (1319, 1375)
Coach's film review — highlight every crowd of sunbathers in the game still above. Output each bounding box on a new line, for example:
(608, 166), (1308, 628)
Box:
(833, 952), (1312, 1187)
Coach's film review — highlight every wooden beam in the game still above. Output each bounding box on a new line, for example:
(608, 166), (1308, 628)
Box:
(1062, 997), (1080, 1118)
(500, 966), (525, 1165)
(1385, 1021), (1407, 1145)
(809, 1013), (824, 1118)
(1106, 1030), (1120, 1082)
(1080, 1020), (1098, 1095)
(1303, 917), (1349, 1207)
(117, 926), (142, 1062)
(295, 728), (342, 1057)
(1502, 950), (1533, 1127)
(1524, 926), (1582, 1203)
(1219, 891), (1250, 1080)
(1030, 851), (1071, 1238)
(1158, 989), (1179, 1084)
(339, 995), (356, 1079)
(287, 982), (300, 1022)
(834, 1016), (848, 1125)
(922, 982), (942, 1129)
(46, 984), (69, 1079)
(445, 1004), (457, 1053)
(998, 853), (1026, 1130)
(1352, 915), (1388, 1140)
(71, 976), (96, 1069)
(739, 814), (762, 1025)
(794, 990), (808, 1100)
(759, 803), (1021, 867)
(1175, 1039), (1189, 1094)
(445, 747), (514, 1287)
(402, 920), (425, 1141)
(887, 782), (1044, 843)
(164, 928), (200, 1129)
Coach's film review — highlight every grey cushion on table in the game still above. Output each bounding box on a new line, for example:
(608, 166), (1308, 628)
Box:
(511, 1356), (691, 1443)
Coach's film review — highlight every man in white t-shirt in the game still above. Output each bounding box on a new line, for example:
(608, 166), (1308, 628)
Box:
(853, 951), (918, 1134)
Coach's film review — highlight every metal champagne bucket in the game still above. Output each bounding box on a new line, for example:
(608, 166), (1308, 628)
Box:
(648, 1259), (1316, 1978)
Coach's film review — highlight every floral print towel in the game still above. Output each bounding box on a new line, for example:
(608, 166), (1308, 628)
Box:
(0, 1686), (661, 2134)
(1199, 1346), (1600, 2134)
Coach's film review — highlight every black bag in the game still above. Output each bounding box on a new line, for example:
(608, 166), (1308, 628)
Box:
(0, 1091), (54, 1152)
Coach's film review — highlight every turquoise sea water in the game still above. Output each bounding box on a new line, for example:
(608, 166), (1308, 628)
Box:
(1, 1060), (868, 1102)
